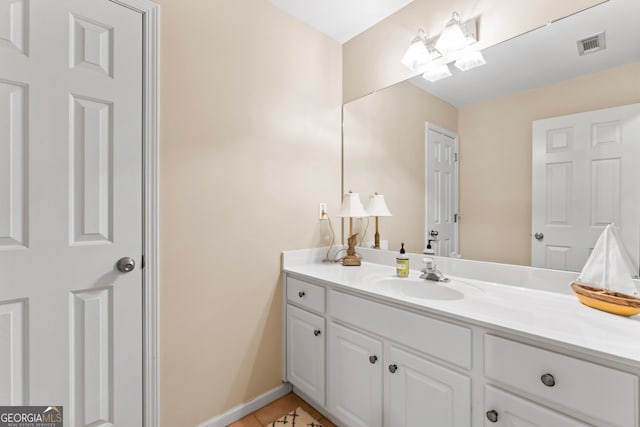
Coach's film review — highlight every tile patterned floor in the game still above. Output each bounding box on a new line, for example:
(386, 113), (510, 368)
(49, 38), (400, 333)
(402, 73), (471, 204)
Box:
(227, 392), (337, 427)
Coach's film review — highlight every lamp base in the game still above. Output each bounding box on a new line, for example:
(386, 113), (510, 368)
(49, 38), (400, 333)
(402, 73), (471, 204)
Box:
(342, 254), (361, 266)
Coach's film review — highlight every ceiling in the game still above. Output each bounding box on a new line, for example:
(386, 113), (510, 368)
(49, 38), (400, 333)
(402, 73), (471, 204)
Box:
(269, 0), (415, 44)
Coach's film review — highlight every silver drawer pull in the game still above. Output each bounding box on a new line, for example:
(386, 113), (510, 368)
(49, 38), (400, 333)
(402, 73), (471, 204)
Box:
(313, 329), (321, 337)
(369, 355), (378, 364)
(541, 373), (556, 387)
(298, 291), (305, 298)
(486, 410), (498, 423)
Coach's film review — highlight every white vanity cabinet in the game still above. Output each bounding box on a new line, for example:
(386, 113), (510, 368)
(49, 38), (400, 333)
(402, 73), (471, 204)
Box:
(386, 345), (471, 427)
(327, 322), (383, 427)
(283, 272), (639, 427)
(483, 335), (638, 427)
(285, 278), (326, 406)
(483, 386), (591, 427)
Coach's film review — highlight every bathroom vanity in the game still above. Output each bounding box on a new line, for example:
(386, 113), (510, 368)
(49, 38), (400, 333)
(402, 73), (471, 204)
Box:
(282, 249), (640, 427)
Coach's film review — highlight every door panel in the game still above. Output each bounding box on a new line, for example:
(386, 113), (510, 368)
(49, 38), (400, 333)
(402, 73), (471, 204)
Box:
(426, 124), (459, 257)
(484, 386), (590, 427)
(0, 299), (27, 405)
(387, 346), (470, 427)
(532, 104), (640, 272)
(0, 80), (27, 248)
(328, 322), (383, 427)
(0, 1), (143, 424)
(287, 305), (325, 405)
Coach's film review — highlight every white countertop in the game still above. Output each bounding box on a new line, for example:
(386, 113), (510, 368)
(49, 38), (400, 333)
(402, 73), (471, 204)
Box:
(283, 258), (640, 366)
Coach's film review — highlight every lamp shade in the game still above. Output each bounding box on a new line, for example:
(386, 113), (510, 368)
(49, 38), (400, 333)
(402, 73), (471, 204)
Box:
(422, 64), (452, 82)
(366, 194), (392, 217)
(454, 50), (486, 71)
(435, 12), (468, 55)
(337, 192), (368, 218)
(401, 30), (433, 70)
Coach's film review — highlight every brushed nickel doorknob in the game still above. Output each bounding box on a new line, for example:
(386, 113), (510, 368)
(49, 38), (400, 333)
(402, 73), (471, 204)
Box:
(116, 257), (136, 273)
(534, 232), (544, 241)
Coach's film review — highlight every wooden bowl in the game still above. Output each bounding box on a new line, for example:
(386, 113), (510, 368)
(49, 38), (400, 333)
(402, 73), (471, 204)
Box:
(571, 283), (640, 317)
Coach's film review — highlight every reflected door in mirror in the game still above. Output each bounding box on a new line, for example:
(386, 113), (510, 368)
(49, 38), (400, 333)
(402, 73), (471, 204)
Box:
(426, 124), (459, 257)
(531, 103), (640, 273)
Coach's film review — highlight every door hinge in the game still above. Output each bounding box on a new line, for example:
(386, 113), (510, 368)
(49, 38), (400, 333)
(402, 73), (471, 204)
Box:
(454, 152), (458, 162)
(454, 213), (459, 223)
(141, 254), (145, 269)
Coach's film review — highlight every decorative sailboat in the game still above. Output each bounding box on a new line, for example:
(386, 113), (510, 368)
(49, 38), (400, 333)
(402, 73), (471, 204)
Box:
(571, 224), (640, 316)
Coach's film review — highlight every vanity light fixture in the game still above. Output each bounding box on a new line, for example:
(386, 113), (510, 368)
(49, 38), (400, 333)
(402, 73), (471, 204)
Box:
(435, 12), (472, 56)
(365, 193), (392, 249)
(454, 50), (486, 71)
(401, 29), (436, 71)
(337, 191), (369, 266)
(422, 64), (452, 82)
(402, 12), (481, 75)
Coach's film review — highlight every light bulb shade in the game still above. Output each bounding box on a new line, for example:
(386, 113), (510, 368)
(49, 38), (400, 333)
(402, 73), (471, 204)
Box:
(337, 192), (368, 218)
(454, 50), (486, 71)
(422, 64), (452, 82)
(366, 194), (392, 217)
(401, 30), (433, 70)
(435, 12), (469, 55)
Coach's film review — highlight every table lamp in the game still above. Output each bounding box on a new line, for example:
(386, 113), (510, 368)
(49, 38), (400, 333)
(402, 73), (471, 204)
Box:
(366, 193), (392, 249)
(337, 191), (368, 266)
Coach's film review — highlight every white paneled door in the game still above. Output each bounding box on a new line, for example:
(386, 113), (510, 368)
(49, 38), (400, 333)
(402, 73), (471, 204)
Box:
(426, 124), (459, 257)
(532, 104), (640, 273)
(0, 0), (143, 425)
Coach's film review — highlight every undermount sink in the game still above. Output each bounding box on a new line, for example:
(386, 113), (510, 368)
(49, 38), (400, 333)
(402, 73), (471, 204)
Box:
(373, 277), (464, 301)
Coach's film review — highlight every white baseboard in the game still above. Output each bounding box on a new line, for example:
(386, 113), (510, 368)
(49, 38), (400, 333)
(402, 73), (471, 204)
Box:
(195, 383), (293, 427)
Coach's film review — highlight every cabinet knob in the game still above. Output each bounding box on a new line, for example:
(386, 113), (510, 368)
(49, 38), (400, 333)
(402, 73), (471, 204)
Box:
(486, 410), (498, 423)
(313, 329), (321, 337)
(369, 355), (378, 364)
(541, 373), (556, 387)
(298, 291), (306, 298)
(388, 364), (398, 373)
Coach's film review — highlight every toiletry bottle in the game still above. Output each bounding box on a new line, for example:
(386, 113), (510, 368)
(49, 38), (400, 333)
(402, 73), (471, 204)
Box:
(424, 239), (436, 255)
(396, 243), (409, 277)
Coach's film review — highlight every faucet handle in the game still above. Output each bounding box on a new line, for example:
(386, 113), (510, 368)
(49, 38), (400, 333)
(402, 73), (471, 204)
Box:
(423, 257), (435, 269)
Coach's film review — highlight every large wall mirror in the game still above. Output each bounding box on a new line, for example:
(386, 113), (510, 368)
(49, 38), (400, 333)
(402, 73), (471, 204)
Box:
(343, 0), (640, 273)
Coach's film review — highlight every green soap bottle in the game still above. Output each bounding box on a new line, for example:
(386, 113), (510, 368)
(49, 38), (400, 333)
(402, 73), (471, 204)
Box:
(396, 242), (409, 277)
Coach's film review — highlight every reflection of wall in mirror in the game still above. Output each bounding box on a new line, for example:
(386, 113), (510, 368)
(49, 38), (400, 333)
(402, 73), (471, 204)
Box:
(343, 81), (457, 253)
(459, 60), (640, 267)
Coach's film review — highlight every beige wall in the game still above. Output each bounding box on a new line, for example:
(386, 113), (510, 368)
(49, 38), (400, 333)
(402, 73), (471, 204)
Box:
(155, 0), (342, 425)
(343, 0), (605, 103)
(459, 61), (640, 265)
(343, 82), (457, 253)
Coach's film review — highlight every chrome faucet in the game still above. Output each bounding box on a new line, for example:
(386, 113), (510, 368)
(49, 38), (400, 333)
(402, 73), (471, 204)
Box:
(420, 258), (450, 282)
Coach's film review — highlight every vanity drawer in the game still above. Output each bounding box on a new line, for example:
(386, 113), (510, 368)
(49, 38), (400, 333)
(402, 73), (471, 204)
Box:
(329, 290), (471, 369)
(484, 335), (638, 427)
(287, 277), (325, 313)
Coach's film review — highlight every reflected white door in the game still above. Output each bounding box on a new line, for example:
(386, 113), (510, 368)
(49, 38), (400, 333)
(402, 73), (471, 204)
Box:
(0, 0), (143, 424)
(532, 103), (640, 273)
(426, 124), (459, 257)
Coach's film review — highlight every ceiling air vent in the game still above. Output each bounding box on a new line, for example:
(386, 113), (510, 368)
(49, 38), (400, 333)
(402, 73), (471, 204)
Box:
(577, 32), (606, 56)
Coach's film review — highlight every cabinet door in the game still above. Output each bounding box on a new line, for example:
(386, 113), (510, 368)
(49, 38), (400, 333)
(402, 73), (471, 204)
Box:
(387, 346), (471, 427)
(484, 386), (591, 427)
(287, 304), (325, 405)
(328, 322), (383, 427)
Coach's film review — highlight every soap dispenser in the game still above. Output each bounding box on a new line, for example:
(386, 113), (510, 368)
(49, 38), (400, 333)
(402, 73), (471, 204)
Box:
(396, 243), (409, 277)
(424, 239), (436, 255)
